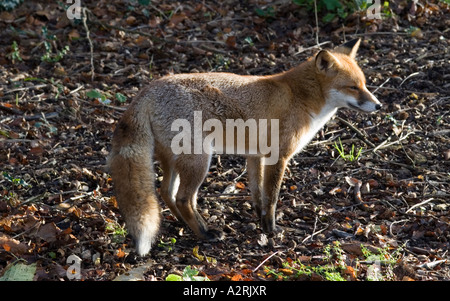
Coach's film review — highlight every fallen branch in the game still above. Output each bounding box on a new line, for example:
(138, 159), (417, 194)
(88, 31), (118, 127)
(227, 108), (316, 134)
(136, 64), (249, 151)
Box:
(82, 8), (95, 81)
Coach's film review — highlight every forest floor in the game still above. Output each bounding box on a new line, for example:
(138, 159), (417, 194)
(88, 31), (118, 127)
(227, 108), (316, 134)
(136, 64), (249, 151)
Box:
(0, 0), (449, 281)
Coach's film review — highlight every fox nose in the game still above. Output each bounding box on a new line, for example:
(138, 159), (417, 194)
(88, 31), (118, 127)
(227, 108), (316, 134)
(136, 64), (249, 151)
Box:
(375, 104), (382, 110)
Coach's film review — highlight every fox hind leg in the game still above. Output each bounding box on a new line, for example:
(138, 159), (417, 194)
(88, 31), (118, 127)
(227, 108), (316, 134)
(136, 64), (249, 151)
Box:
(246, 156), (264, 218)
(159, 155), (183, 221)
(175, 154), (224, 241)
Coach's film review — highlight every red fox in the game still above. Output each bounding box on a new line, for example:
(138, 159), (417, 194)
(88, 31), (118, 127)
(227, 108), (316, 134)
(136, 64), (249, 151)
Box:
(108, 38), (381, 255)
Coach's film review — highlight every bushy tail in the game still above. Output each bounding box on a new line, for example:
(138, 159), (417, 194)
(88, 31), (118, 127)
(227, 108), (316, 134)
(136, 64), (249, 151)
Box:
(108, 108), (160, 256)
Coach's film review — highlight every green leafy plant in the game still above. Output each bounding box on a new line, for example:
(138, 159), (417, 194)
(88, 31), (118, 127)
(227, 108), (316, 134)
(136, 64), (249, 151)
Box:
(360, 244), (403, 281)
(333, 137), (363, 162)
(166, 266), (209, 281)
(264, 258), (346, 281)
(1, 172), (32, 206)
(244, 37), (254, 47)
(3, 171), (32, 189)
(8, 41), (22, 63)
(125, 0), (151, 17)
(209, 54), (231, 71)
(115, 92), (127, 103)
(263, 241), (405, 281)
(40, 26), (70, 63)
(324, 241), (346, 270)
(105, 222), (128, 243)
(265, 241), (348, 281)
(23, 77), (65, 100)
(158, 237), (177, 252)
(0, 0), (23, 11)
(292, 0), (391, 23)
(293, 0), (356, 22)
(87, 89), (127, 105)
(34, 113), (58, 137)
(436, 114), (444, 126)
(255, 6), (276, 18)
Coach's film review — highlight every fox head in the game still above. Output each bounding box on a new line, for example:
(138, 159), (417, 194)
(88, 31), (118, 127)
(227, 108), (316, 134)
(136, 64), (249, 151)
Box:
(315, 38), (382, 113)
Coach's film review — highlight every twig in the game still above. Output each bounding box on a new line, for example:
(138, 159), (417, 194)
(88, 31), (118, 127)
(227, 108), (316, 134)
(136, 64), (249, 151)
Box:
(399, 72), (422, 87)
(294, 41), (331, 55)
(302, 216), (318, 243)
(335, 116), (376, 148)
(429, 129), (450, 136)
(0, 138), (36, 144)
(69, 85), (84, 95)
(372, 130), (415, 152)
(91, 19), (158, 40)
(4, 84), (48, 95)
(366, 85), (439, 96)
(301, 217), (329, 243)
(405, 198), (434, 213)
(149, 3), (169, 19)
(405, 51), (449, 63)
(309, 138), (359, 147)
(233, 162), (247, 183)
(75, 96), (127, 112)
(372, 78), (390, 94)
(198, 44), (229, 55)
(16, 193), (47, 207)
(313, 0), (320, 47)
(389, 219), (409, 236)
(417, 259), (447, 270)
(70, 191), (95, 201)
(12, 220), (41, 239)
(253, 251), (280, 273)
(82, 7), (95, 81)
(349, 32), (409, 36)
(24, 112), (59, 121)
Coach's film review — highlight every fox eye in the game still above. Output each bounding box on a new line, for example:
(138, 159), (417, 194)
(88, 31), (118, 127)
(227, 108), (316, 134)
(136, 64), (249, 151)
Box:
(349, 86), (359, 91)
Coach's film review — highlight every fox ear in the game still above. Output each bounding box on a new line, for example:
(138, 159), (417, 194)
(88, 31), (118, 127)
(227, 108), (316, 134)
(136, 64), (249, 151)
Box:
(334, 38), (361, 59)
(315, 50), (339, 76)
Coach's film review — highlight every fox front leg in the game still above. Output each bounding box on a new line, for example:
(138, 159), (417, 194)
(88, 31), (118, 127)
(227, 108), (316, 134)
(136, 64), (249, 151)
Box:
(260, 158), (288, 233)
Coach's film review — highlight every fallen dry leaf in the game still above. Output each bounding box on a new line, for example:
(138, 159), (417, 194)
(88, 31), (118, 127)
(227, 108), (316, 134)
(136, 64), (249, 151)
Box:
(0, 233), (29, 254)
(34, 222), (61, 243)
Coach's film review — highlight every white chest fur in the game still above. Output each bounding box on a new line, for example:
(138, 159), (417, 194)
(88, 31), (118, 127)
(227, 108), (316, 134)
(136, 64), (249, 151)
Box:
(294, 104), (338, 155)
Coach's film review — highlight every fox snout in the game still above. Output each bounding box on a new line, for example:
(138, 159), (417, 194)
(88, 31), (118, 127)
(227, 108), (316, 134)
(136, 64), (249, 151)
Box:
(328, 87), (382, 113)
(356, 87), (382, 112)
